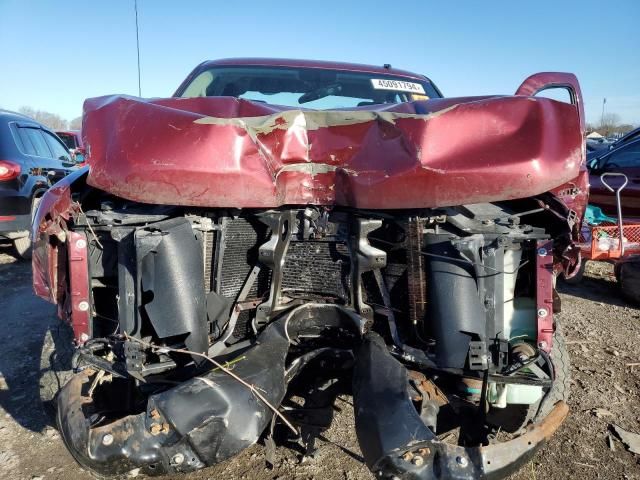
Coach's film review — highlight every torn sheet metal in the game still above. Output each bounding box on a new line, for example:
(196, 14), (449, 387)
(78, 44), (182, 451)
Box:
(353, 332), (569, 479)
(82, 92), (584, 209)
(32, 168), (85, 302)
(57, 304), (366, 476)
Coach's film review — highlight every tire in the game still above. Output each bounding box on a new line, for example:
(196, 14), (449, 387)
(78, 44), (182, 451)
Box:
(487, 325), (570, 432)
(39, 320), (75, 415)
(534, 324), (570, 422)
(13, 195), (42, 260)
(616, 257), (640, 304)
(13, 235), (32, 260)
(562, 260), (586, 284)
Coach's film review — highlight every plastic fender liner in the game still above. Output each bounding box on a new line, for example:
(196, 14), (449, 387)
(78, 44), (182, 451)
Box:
(56, 304), (366, 477)
(353, 332), (568, 479)
(136, 217), (208, 360)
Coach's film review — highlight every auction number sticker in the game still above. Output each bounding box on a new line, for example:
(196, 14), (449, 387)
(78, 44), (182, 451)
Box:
(371, 79), (426, 94)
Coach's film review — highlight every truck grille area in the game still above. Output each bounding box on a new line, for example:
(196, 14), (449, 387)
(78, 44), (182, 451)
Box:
(281, 241), (351, 302)
(217, 217), (269, 299)
(210, 215), (358, 339)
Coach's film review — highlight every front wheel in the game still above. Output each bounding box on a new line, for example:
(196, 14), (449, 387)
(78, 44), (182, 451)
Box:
(616, 257), (640, 304)
(13, 195), (42, 260)
(534, 324), (570, 421)
(39, 321), (75, 413)
(486, 325), (570, 433)
(13, 235), (32, 259)
(562, 260), (586, 284)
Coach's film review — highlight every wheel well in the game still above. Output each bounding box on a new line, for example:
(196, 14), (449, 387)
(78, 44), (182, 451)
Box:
(32, 187), (47, 200)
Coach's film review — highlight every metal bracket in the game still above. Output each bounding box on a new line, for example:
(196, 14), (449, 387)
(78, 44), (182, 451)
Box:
(351, 219), (385, 320)
(373, 269), (401, 347)
(468, 341), (488, 370)
(256, 211), (296, 323)
(210, 265), (262, 356)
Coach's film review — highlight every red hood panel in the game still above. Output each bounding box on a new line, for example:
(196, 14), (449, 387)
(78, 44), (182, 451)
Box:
(83, 94), (583, 209)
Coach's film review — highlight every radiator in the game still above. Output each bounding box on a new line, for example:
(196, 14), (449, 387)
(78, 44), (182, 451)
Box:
(214, 218), (353, 339)
(281, 241), (351, 301)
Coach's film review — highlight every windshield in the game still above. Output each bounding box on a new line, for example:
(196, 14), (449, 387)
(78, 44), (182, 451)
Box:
(178, 66), (441, 109)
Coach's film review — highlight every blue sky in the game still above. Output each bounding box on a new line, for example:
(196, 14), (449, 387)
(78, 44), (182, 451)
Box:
(0, 0), (638, 125)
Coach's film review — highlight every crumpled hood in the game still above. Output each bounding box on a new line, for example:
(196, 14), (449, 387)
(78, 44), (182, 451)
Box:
(82, 94), (583, 209)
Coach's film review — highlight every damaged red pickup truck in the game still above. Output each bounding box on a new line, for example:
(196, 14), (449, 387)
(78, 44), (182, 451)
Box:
(32, 59), (588, 479)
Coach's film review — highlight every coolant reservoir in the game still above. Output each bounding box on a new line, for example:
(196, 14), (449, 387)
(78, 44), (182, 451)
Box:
(488, 382), (544, 407)
(506, 383), (543, 404)
(507, 298), (537, 339)
(493, 249), (542, 408)
(503, 249), (536, 340)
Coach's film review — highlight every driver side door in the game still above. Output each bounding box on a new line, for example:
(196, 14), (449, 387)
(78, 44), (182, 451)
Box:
(589, 139), (640, 219)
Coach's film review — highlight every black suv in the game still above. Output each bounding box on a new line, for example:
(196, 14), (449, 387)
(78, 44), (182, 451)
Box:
(0, 110), (76, 258)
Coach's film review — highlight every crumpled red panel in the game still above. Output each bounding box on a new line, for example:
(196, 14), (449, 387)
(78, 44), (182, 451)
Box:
(82, 94), (583, 209)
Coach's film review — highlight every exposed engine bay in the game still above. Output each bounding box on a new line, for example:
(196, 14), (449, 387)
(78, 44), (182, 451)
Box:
(31, 66), (587, 479)
(39, 179), (572, 478)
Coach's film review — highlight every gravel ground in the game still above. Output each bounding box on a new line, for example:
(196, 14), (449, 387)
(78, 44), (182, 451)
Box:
(0, 239), (639, 480)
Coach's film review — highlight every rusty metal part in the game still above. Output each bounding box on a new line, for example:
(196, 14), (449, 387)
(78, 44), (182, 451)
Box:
(407, 217), (427, 335)
(354, 332), (569, 479)
(149, 423), (170, 436)
(459, 376), (484, 404)
(511, 343), (537, 362)
(418, 447), (431, 456)
(475, 401), (568, 471)
(408, 370), (448, 406)
(213, 264), (262, 351)
(402, 451), (414, 462)
(234, 299), (263, 311)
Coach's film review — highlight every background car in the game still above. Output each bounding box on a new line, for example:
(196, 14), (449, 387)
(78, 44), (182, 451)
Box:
(588, 137), (640, 218)
(587, 127), (640, 160)
(55, 129), (85, 163)
(586, 137), (612, 154)
(608, 127), (640, 150)
(0, 110), (76, 258)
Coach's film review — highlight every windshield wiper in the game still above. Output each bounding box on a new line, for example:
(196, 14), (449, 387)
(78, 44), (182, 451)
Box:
(298, 83), (342, 104)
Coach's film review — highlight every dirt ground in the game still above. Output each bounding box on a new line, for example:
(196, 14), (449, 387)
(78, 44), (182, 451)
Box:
(0, 239), (639, 480)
